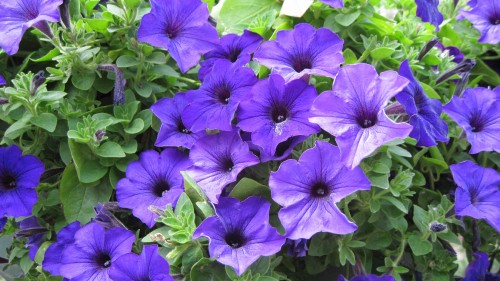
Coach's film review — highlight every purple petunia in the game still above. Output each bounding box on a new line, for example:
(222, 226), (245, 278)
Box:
(109, 245), (173, 281)
(116, 149), (191, 228)
(435, 42), (464, 63)
(0, 217), (6, 232)
(0, 75), (6, 86)
(42, 221), (81, 276)
(269, 141), (371, 239)
(182, 61), (258, 132)
(0, 145), (44, 218)
(17, 216), (46, 261)
(463, 252), (490, 281)
(450, 161), (500, 233)
(199, 30), (263, 80)
(338, 274), (396, 281)
(186, 130), (259, 203)
(319, 0), (344, 8)
(443, 87), (500, 154)
(395, 60), (448, 147)
(310, 63), (412, 168)
(151, 93), (206, 149)
(60, 223), (135, 281)
(137, 0), (219, 73)
(415, 0), (443, 30)
(253, 23), (344, 82)
(193, 196), (285, 276)
(459, 1), (500, 44)
(0, 0), (62, 55)
(237, 74), (320, 157)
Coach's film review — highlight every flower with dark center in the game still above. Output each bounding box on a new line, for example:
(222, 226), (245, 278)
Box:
(186, 130), (259, 203)
(60, 223), (135, 280)
(116, 149), (191, 228)
(137, 0), (219, 72)
(0, 145), (44, 218)
(237, 74), (320, 157)
(253, 23), (344, 82)
(199, 30), (263, 80)
(310, 63), (412, 168)
(193, 197), (285, 276)
(151, 92), (206, 149)
(269, 141), (371, 239)
(443, 87), (500, 154)
(395, 60), (448, 147)
(415, 0), (444, 30)
(459, 1), (500, 44)
(450, 161), (500, 234)
(0, 0), (62, 55)
(109, 245), (174, 281)
(182, 61), (257, 132)
(42, 221), (81, 276)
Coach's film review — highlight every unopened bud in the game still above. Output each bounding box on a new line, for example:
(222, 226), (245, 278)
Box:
(417, 38), (439, 61)
(429, 221), (447, 232)
(30, 71), (46, 95)
(148, 205), (165, 217)
(94, 130), (106, 142)
(97, 64), (126, 105)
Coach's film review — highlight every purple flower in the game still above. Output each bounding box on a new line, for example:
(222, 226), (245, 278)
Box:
(186, 130), (259, 203)
(0, 75), (6, 86)
(395, 60), (448, 147)
(310, 63), (412, 168)
(0, 145), (44, 217)
(193, 196), (285, 276)
(92, 203), (126, 230)
(199, 30), (263, 80)
(286, 239), (308, 257)
(60, 223), (135, 281)
(116, 149), (191, 228)
(182, 61), (258, 132)
(451, 161), (500, 233)
(237, 75), (320, 157)
(443, 87), (500, 154)
(459, 1), (500, 44)
(42, 221), (81, 276)
(17, 216), (46, 260)
(269, 141), (371, 239)
(319, 0), (344, 8)
(415, 0), (443, 30)
(257, 135), (307, 163)
(463, 252), (489, 281)
(151, 93), (206, 149)
(338, 274), (395, 281)
(0, 217), (6, 232)
(137, 0), (219, 73)
(435, 42), (464, 63)
(253, 23), (344, 82)
(0, 0), (62, 55)
(109, 245), (173, 281)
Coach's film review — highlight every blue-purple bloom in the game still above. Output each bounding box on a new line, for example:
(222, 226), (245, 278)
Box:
(0, 217), (6, 232)
(395, 60), (448, 147)
(319, 0), (344, 8)
(450, 161), (500, 233)
(109, 245), (173, 281)
(255, 135), (307, 163)
(182, 61), (258, 132)
(237, 75), (320, 157)
(253, 23), (344, 82)
(459, 1), (500, 44)
(443, 87), (500, 154)
(338, 274), (395, 281)
(42, 221), (81, 276)
(137, 0), (219, 73)
(116, 149), (191, 228)
(151, 93), (206, 149)
(60, 223), (135, 281)
(435, 42), (464, 63)
(193, 196), (285, 276)
(415, 0), (443, 30)
(463, 252), (490, 281)
(310, 63), (412, 168)
(17, 216), (46, 260)
(0, 145), (44, 218)
(0, 0), (62, 55)
(186, 130), (259, 203)
(0, 75), (6, 86)
(199, 30), (263, 80)
(269, 141), (371, 239)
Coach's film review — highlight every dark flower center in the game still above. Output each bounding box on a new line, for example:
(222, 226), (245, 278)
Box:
(221, 157), (235, 173)
(226, 48), (242, 63)
(490, 17), (500, 25)
(165, 22), (182, 39)
(311, 182), (330, 198)
(225, 230), (246, 249)
(469, 114), (484, 132)
(0, 173), (17, 191)
(152, 179), (170, 197)
(291, 53), (313, 72)
(95, 252), (112, 268)
(356, 113), (378, 128)
(271, 105), (289, 123)
(177, 119), (191, 134)
(214, 83), (232, 105)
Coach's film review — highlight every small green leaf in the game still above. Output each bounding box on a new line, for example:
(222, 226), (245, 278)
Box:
(116, 55), (139, 68)
(124, 118), (144, 134)
(229, 178), (271, 201)
(408, 233), (433, 256)
(370, 47), (395, 60)
(96, 141), (126, 158)
(421, 82), (440, 99)
(30, 113), (57, 132)
(335, 10), (361, 27)
(343, 48), (357, 65)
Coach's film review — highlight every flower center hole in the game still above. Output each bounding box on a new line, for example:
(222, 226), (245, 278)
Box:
(221, 158), (235, 173)
(271, 106), (289, 123)
(225, 231), (246, 249)
(96, 253), (112, 268)
(357, 114), (377, 128)
(214, 84), (232, 104)
(291, 53), (313, 72)
(152, 180), (170, 197)
(0, 173), (16, 190)
(311, 182), (330, 198)
(226, 48), (242, 63)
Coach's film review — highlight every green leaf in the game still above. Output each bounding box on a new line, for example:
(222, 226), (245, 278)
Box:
(190, 258), (230, 281)
(335, 10), (361, 26)
(124, 0), (141, 9)
(31, 48), (60, 62)
(229, 178), (270, 201)
(30, 113), (57, 132)
(38, 91), (67, 102)
(124, 118), (144, 134)
(370, 47), (395, 60)
(60, 164), (113, 224)
(343, 48), (357, 65)
(71, 70), (95, 91)
(3, 113), (33, 141)
(382, 196), (408, 213)
(421, 82), (440, 99)
(471, 59), (500, 86)
(96, 141), (126, 158)
(34, 241), (52, 265)
(182, 171), (207, 203)
(217, 0), (281, 34)
(86, 19), (109, 33)
(151, 65), (179, 77)
(116, 55), (139, 68)
(146, 52), (167, 64)
(408, 233), (433, 256)
(68, 139), (108, 183)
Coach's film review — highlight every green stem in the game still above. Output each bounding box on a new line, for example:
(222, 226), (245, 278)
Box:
(177, 77), (201, 87)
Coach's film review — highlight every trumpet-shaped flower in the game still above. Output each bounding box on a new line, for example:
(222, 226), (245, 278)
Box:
(42, 221), (81, 276)
(459, 1), (500, 44)
(415, 0), (443, 30)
